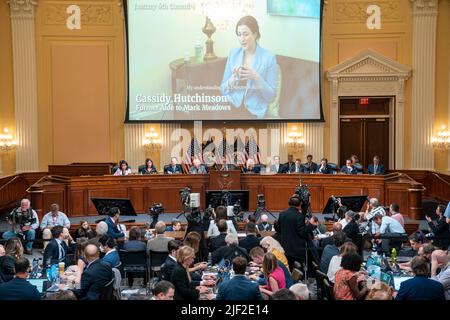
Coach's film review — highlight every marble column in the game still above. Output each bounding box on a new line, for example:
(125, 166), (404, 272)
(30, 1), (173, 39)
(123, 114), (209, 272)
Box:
(410, 0), (439, 169)
(124, 124), (146, 173)
(303, 122), (324, 161)
(266, 122), (288, 162)
(160, 123), (181, 169)
(9, 0), (39, 173)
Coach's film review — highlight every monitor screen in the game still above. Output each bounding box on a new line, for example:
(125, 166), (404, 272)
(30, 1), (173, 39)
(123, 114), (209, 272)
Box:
(125, 0), (323, 121)
(27, 279), (46, 293)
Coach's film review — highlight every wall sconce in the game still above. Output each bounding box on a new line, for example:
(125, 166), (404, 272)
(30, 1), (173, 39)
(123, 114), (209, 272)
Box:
(143, 127), (162, 150)
(0, 128), (16, 152)
(286, 126), (304, 148)
(432, 125), (450, 151)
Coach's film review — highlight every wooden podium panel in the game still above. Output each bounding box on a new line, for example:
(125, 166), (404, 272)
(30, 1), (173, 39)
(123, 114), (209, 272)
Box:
(208, 170), (241, 190)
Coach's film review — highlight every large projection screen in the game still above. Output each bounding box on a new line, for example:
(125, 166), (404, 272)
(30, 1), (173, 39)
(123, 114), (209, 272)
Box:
(125, 0), (323, 121)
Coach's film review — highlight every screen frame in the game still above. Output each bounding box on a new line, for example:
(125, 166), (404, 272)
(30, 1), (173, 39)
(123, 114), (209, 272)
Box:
(123, 0), (325, 123)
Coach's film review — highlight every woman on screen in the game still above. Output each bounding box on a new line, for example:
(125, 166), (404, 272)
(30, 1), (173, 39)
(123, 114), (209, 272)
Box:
(220, 16), (279, 119)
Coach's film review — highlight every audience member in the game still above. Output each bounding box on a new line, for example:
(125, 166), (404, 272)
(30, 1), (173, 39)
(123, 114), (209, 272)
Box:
(123, 226), (146, 252)
(40, 203), (71, 250)
(75, 220), (95, 240)
(257, 214), (273, 231)
(341, 211), (359, 244)
(271, 288), (296, 300)
(363, 198), (386, 234)
(207, 206), (238, 238)
(184, 232), (207, 271)
(278, 195), (307, 270)
(388, 203), (405, 227)
(161, 240), (181, 281)
(105, 207), (125, 239)
(340, 159), (357, 175)
(209, 219), (228, 252)
(43, 226), (74, 267)
(248, 247), (292, 288)
(211, 234), (249, 265)
(0, 238), (24, 283)
(430, 250), (450, 299)
(166, 219), (182, 232)
(99, 235), (120, 268)
(72, 244), (113, 300)
(333, 252), (368, 300)
(239, 222), (261, 252)
(89, 221), (108, 247)
(153, 280), (175, 300)
(327, 241), (358, 283)
(216, 256), (264, 300)
(259, 252), (286, 297)
(395, 256), (445, 300)
(171, 246), (209, 300)
(147, 221), (174, 253)
(0, 257), (41, 300)
(320, 231), (347, 274)
(373, 213), (406, 255)
(289, 283), (310, 300)
(426, 204), (450, 249)
(260, 236), (289, 270)
(320, 222), (342, 248)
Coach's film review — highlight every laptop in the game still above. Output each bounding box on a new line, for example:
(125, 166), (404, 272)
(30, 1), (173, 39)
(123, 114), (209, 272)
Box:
(393, 275), (413, 291)
(380, 271), (393, 287)
(27, 278), (48, 294)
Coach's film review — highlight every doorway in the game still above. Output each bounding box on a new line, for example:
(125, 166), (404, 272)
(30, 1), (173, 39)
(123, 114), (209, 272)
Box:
(339, 97), (392, 170)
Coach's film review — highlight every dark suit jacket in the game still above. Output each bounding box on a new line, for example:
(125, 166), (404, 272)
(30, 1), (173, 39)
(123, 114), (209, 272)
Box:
(0, 255), (15, 283)
(319, 244), (339, 274)
(171, 263), (200, 300)
(428, 216), (450, 249)
(242, 165), (261, 174)
(0, 278), (41, 300)
(74, 259), (113, 300)
(123, 240), (147, 252)
(340, 165), (357, 174)
(221, 164), (239, 171)
(258, 222), (273, 232)
(211, 245), (249, 265)
(367, 164), (385, 175)
(303, 162), (318, 173)
(270, 164), (286, 173)
(288, 164), (305, 173)
(278, 206), (307, 260)
(43, 239), (71, 266)
(209, 233), (227, 252)
(216, 275), (264, 300)
(317, 165), (332, 174)
(189, 165), (208, 174)
(343, 220), (359, 243)
(105, 217), (125, 239)
(138, 165), (158, 174)
(160, 255), (178, 281)
(238, 234), (261, 253)
(395, 275), (445, 300)
(164, 164), (183, 174)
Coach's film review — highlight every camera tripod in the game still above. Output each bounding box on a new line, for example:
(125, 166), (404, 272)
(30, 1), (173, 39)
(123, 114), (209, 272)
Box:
(253, 205), (277, 222)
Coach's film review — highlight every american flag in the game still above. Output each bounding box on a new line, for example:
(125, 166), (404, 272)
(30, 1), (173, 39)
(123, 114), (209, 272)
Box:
(234, 137), (246, 165)
(215, 138), (233, 165)
(184, 137), (203, 172)
(245, 135), (261, 164)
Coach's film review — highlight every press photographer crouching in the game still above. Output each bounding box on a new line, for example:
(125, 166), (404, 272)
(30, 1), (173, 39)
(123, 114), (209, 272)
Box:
(2, 199), (39, 255)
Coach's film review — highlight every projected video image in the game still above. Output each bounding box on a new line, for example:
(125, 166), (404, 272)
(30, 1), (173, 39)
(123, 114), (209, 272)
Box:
(126, 0), (322, 121)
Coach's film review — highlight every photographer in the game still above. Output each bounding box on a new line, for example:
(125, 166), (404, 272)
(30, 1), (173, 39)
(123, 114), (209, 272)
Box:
(2, 199), (39, 255)
(362, 198), (386, 235)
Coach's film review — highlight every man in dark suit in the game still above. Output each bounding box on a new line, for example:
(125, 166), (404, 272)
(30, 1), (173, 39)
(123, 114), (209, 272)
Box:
(396, 256), (445, 300)
(216, 256), (264, 300)
(209, 220), (228, 252)
(317, 158), (332, 174)
(0, 258), (41, 300)
(257, 214), (273, 232)
(43, 225), (73, 267)
(73, 244), (113, 300)
(105, 207), (125, 239)
(164, 157), (183, 174)
(284, 155), (295, 173)
(367, 155), (385, 175)
(212, 234), (249, 265)
(239, 222), (261, 252)
(269, 156), (286, 173)
(242, 159), (261, 173)
(278, 195), (307, 270)
(288, 159), (305, 173)
(160, 240), (180, 281)
(303, 154), (318, 174)
(340, 159), (357, 174)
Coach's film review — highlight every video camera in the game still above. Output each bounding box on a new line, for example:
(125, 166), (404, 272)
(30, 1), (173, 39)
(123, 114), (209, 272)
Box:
(8, 208), (36, 227)
(233, 200), (244, 222)
(149, 203), (164, 218)
(179, 187), (192, 207)
(257, 194), (265, 208)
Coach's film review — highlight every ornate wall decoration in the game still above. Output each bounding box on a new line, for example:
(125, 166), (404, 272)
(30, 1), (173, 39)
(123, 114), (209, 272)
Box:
(334, 0), (401, 23)
(43, 2), (113, 25)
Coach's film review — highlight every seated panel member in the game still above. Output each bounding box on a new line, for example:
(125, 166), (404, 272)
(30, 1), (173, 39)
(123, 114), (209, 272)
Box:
(270, 156), (286, 173)
(284, 155), (295, 173)
(340, 159), (357, 174)
(367, 155), (385, 175)
(242, 158), (261, 173)
(139, 158), (158, 174)
(189, 158), (208, 174)
(113, 160), (131, 176)
(303, 154), (318, 174)
(288, 159), (304, 173)
(317, 158), (332, 174)
(164, 157), (183, 174)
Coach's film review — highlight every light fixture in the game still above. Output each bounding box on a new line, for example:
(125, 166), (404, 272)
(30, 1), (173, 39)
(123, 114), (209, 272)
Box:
(432, 125), (450, 151)
(0, 128), (16, 152)
(194, 0), (255, 61)
(143, 127), (162, 150)
(286, 126), (304, 148)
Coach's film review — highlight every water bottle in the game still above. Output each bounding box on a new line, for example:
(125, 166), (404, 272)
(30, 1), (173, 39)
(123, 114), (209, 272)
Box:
(31, 258), (38, 277)
(391, 248), (397, 264)
(371, 243), (377, 258)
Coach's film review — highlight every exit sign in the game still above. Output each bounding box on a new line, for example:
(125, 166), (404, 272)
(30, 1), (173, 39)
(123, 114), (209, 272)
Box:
(359, 98), (369, 105)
